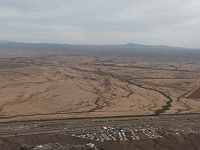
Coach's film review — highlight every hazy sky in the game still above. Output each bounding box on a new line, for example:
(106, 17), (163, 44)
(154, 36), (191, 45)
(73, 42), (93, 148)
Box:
(0, 0), (200, 48)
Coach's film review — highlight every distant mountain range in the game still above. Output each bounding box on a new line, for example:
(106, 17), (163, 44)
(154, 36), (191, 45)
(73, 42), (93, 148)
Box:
(0, 40), (193, 50)
(0, 40), (18, 43)
(0, 40), (200, 58)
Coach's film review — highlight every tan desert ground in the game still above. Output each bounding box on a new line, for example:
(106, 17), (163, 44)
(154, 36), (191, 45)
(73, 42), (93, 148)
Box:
(0, 47), (200, 122)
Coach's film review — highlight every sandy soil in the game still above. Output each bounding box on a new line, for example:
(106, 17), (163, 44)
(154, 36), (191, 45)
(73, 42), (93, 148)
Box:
(0, 52), (200, 122)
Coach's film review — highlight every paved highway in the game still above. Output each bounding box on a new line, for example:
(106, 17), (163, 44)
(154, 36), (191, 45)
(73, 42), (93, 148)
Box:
(0, 114), (199, 137)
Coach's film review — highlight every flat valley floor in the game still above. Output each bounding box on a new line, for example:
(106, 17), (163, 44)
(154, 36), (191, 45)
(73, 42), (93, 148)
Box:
(0, 51), (200, 122)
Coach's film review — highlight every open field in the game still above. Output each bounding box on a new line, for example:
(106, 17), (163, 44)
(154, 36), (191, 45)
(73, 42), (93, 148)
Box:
(0, 50), (200, 122)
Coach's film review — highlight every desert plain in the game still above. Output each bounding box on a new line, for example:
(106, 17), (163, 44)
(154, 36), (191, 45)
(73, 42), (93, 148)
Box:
(0, 48), (200, 122)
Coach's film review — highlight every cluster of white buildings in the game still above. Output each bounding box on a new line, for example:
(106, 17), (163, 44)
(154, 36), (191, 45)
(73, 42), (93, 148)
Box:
(67, 124), (164, 142)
